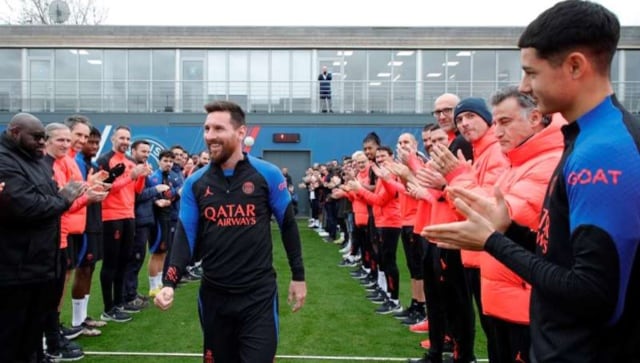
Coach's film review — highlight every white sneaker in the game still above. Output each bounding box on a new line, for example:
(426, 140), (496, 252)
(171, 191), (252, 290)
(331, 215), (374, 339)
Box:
(318, 231), (329, 237)
(339, 243), (351, 254)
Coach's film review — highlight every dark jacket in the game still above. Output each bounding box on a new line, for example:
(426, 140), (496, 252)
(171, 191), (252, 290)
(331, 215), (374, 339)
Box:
(165, 154), (304, 292)
(0, 131), (71, 286)
(318, 72), (332, 97)
(135, 183), (162, 227)
(76, 151), (103, 233)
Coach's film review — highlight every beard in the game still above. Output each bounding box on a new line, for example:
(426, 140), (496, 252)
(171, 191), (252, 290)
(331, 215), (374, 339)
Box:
(209, 141), (235, 166)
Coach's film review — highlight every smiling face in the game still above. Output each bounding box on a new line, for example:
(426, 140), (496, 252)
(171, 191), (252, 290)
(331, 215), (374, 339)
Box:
(203, 111), (246, 167)
(70, 123), (90, 153)
(375, 148), (392, 166)
(363, 140), (378, 161)
(519, 48), (575, 117)
(46, 128), (72, 159)
(111, 128), (131, 154)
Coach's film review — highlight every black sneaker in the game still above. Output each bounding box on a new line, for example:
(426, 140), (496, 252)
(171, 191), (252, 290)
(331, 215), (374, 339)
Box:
(364, 284), (379, 292)
(47, 333), (84, 362)
(136, 293), (150, 302)
(189, 265), (203, 279)
(366, 290), (381, 299)
(46, 347), (84, 362)
(181, 273), (200, 283)
(394, 304), (415, 319)
(128, 296), (149, 309)
(101, 307), (132, 323)
(60, 324), (83, 340)
(402, 310), (427, 326)
(376, 300), (402, 315)
(337, 258), (357, 267)
(117, 301), (142, 314)
(369, 294), (387, 305)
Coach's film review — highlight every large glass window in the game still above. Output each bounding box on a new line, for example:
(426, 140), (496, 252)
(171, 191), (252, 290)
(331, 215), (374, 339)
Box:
(128, 50), (150, 112)
(229, 51), (248, 108)
(291, 51), (311, 112)
(271, 51), (290, 112)
(447, 50), (472, 99)
(497, 50), (522, 90)
(342, 50), (365, 113)
(249, 51), (269, 111)
(180, 50), (205, 112)
(393, 50), (417, 112)
(104, 50), (126, 112)
(152, 50), (175, 112)
(472, 51), (496, 100)
(207, 50), (227, 101)
(79, 49), (102, 111)
(55, 49), (77, 111)
(422, 50), (446, 111)
(0, 49), (22, 111)
(624, 50), (640, 113)
(368, 50), (393, 113)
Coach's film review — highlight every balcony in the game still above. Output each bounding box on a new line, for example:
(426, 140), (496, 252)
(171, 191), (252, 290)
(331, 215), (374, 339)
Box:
(1, 79), (639, 115)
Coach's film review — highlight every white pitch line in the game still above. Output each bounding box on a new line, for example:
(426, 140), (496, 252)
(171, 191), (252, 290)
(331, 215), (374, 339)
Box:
(85, 351), (488, 362)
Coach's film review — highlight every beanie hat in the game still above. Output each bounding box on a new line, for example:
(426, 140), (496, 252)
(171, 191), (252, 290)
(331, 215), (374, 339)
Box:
(454, 97), (492, 125)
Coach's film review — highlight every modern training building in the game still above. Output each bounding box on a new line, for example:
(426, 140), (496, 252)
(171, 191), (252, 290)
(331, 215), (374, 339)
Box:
(1, 25), (639, 213)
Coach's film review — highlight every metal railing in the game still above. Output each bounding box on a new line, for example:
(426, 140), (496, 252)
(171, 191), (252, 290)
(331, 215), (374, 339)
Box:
(1, 80), (639, 114)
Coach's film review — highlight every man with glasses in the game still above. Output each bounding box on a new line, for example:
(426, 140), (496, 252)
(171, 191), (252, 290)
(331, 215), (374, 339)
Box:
(424, 1), (640, 361)
(0, 113), (84, 362)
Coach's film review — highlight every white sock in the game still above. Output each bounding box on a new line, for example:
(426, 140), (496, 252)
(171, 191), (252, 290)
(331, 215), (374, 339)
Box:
(391, 298), (399, 306)
(154, 274), (163, 289)
(378, 271), (387, 292)
(149, 275), (156, 291)
(72, 299), (84, 327)
(83, 295), (90, 322)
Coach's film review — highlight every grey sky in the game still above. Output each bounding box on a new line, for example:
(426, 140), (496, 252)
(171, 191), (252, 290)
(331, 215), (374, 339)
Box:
(1, 0), (635, 26)
(101, 0), (639, 26)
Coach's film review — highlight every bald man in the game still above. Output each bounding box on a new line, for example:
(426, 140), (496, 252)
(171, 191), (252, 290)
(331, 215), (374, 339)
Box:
(0, 113), (85, 362)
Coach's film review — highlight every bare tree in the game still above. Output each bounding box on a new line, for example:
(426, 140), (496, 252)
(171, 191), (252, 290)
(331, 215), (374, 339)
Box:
(1, 0), (108, 24)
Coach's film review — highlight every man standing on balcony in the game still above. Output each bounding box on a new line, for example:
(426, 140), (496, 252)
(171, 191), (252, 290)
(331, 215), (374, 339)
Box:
(318, 66), (333, 113)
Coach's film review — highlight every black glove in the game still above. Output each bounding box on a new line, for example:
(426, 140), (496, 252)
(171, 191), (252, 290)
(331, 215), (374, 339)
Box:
(104, 163), (126, 183)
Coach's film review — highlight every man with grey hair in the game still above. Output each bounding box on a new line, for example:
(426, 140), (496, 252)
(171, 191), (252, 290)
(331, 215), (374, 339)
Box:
(0, 113), (84, 362)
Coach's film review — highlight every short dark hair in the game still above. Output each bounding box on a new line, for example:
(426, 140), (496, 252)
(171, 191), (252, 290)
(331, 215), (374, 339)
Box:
(131, 140), (150, 150)
(89, 126), (101, 138)
(158, 150), (175, 160)
(518, 0), (620, 75)
(363, 132), (381, 146)
(376, 145), (394, 156)
(65, 114), (92, 131)
(422, 123), (438, 132)
(170, 144), (186, 153)
(114, 125), (131, 133)
(204, 100), (246, 128)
